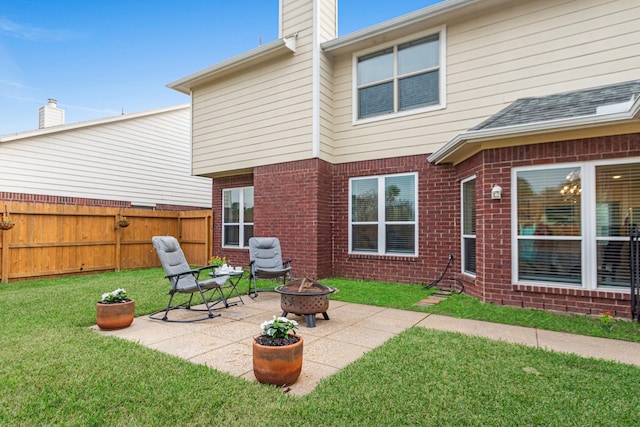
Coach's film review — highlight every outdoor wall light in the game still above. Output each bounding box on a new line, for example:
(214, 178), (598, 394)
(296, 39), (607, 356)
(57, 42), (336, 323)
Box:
(491, 185), (502, 200)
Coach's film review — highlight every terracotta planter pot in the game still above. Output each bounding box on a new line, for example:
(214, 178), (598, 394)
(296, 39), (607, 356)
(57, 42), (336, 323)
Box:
(96, 300), (135, 330)
(252, 335), (303, 386)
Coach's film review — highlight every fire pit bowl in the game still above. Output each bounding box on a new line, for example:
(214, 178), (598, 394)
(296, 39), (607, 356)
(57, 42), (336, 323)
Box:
(275, 278), (336, 328)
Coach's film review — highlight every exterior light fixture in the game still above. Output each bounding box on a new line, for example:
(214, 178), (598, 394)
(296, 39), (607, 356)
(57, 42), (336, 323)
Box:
(491, 185), (502, 200)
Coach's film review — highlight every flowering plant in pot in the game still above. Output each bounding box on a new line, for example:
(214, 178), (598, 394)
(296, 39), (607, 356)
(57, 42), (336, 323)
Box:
(96, 288), (135, 330)
(253, 316), (303, 385)
(117, 216), (129, 228)
(209, 255), (227, 267)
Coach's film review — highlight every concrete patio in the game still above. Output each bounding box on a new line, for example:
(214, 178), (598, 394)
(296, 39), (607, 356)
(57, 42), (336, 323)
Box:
(92, 291), (429, 396)
(93, 291), (640, 396)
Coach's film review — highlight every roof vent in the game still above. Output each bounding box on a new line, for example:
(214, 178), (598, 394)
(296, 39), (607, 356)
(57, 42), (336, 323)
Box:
(596, 94), (637, 115)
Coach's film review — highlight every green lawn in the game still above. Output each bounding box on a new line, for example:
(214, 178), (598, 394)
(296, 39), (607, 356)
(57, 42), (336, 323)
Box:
(1, 269), (639, 426)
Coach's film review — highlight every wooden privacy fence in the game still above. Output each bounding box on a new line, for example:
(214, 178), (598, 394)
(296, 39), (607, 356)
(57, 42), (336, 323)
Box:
(0, 202), (213, 283)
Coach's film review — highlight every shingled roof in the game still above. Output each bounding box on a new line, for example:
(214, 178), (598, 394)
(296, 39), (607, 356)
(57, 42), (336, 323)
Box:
(472, 79), (640, 131)
(428, 79), (640, 164)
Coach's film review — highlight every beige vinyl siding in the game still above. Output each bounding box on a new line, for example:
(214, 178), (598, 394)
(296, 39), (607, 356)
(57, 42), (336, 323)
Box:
(192, 0), (318, 177)
(330, 0), (640, 164)
(318, 0), (337, 161)
(319, 51), (335, 161)
(281, 0), (312, 37)
(191, 54), (314, 176)
(0, 107), (212, 208)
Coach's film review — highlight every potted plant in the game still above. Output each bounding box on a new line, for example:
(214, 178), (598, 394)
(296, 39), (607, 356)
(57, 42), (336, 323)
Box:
(117, 216), (129, 228)
(1, 205), (15, 230)
(0, 215), (14, 231)
(252, 316), (303, 386)
(96, 288), (135, 330)
(209, 255), (227, 267)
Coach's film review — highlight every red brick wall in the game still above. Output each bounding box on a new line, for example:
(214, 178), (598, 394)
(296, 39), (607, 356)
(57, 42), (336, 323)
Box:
(210, 132), (639, 318)
(332, 155), (458, 284)
(211, 160), (333, 278)
(0, 192), (131, 207)
(0, 192), (205, 211)
(253, 159), (332, 280)
(458, 133), (640, 317)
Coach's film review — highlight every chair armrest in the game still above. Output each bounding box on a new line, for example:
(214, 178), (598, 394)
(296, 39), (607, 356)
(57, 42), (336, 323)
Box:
(165, 268), (199, 279)
(283, 258), (293, 267)
(195, 265), (216, 274)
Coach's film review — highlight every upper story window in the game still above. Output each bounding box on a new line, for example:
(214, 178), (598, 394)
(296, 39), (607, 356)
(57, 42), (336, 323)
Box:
(222, 187), (254, 248)
(354, 28), (445, 123)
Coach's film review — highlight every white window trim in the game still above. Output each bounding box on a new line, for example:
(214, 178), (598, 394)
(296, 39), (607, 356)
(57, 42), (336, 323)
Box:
(351, 26), (447, 126)
(348, 172), (419, 256)
(222, 186), (253, 249)
(461, 175), (476, 277)
(511, 158), (640, 291)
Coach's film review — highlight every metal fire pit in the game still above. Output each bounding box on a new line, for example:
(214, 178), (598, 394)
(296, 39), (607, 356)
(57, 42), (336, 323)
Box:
(275, 278), (336, 328)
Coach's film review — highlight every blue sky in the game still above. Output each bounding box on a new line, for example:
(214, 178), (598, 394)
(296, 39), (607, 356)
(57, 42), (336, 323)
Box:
(0, 0), (441, 135)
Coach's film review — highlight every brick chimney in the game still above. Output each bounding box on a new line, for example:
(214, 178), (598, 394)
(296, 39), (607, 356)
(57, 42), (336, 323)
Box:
(38, 98), (65, 128)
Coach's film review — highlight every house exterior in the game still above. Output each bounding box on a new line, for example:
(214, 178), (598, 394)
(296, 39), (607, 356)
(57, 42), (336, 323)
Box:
(0, 103), (212, 210)
(169, 0), (640, 318)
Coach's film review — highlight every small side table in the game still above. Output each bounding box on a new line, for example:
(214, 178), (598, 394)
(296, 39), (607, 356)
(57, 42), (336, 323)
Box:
(211, 270), (244, 307)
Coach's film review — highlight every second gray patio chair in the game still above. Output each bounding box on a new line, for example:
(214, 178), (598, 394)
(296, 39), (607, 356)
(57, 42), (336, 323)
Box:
(150, 236), (230, 322)
(248, 237), (293, 297)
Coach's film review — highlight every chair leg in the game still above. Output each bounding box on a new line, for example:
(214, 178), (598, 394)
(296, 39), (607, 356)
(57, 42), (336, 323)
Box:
(248, 275), (259, 298)
(148, 289), (222, 323)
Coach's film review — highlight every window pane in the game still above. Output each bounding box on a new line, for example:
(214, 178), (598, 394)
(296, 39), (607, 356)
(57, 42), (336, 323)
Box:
(243, 187), (254, 222)
(359, 82), (394, 118)
(517, 168), (581, 237)
(398, 71), (439, 111)
(398, 35), (439, 75)
(244, 224), (254, 247)
(463, 179), (476, 235)
(386, 224), (414, 254)
(519, 240), (581, 284)
(352, 178), (378, 222)
(357, 48), (393, 85)
(223, 189), (240, 223)
(462, 178), (476, 274)
(385, 175), (415, 221)
(596, 162), (640, 287)
(353, 224), (378, 252)
(224, 225), (239, 246)
(463, 237), (476, 274)
(517, 168), (582, 285)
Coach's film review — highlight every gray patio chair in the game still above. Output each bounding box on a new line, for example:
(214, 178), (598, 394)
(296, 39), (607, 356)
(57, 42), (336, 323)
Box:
(150, 236), (230, 322)
(248, 237), (293, 297)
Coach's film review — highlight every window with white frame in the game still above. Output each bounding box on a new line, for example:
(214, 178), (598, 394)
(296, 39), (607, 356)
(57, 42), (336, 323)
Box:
(350, 173), (417, 255)
(513, 159), (640, 289)
(222, 187), (253, 248)
(355, 29), (444, 122)
(462, 177), (476, 275)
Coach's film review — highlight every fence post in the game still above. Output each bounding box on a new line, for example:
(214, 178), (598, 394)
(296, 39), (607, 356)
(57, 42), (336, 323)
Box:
(115, 215), (122, 272)
(1, 225), (9, 283)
